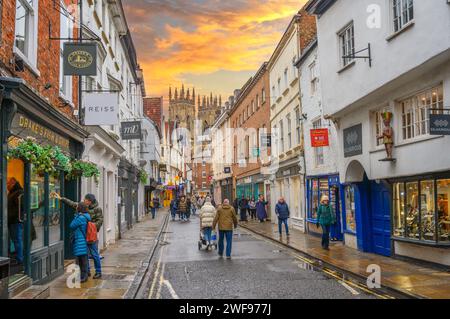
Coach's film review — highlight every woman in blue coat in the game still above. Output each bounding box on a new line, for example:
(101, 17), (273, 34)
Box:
(256, 194), (268, 222)
(70, 202), (91, 283)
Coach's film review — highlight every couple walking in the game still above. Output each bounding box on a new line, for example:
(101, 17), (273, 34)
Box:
(200, 198), (238, 259)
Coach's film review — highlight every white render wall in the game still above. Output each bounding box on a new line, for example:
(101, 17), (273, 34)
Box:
(315, 0), (450, 117)
(299, 45), (340, 178)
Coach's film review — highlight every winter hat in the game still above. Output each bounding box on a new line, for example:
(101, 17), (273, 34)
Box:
(85, 193), (96, 203)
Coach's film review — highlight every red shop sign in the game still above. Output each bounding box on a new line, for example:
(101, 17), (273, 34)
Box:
(310, 129), (329, 147)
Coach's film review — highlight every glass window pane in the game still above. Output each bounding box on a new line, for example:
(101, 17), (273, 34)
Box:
(437, 179), (450, 242)
(420, 180), (435, 241)
(30, 166), (45, 251)
(311, 179), (319, 219)
(345, 185), (357, 232)
(15, 1), (29, 55)
(393, 183), (405, 237)
(49, 174), (61, 244)
(406, 182), (419, 240)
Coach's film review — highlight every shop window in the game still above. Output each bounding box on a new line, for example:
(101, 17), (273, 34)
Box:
(49, 174), (62, 244)
(405, 182), (419, 240)
(344, 185), (357, 233)
(30, 165), (45, 251)
(309, 179), (319, 220)
(393, 183), (405, 237)
(420, 180), (435, 241)
(437, 179), (450, 242)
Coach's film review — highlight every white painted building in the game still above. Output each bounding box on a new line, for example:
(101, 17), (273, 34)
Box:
(268, 15), (306, 231)
(307, 0), (450, 264)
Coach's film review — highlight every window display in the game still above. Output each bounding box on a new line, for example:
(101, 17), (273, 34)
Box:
(437, 179), (450, 242)
(30, 165), (45, 251)
(49, 174), (61, 244)
(344, 185), (356, 233)
(310, 179), (319, 219)
(420, 180), (435, 241)
(393, 183), (405, 236)
(405, 182), (419, 239)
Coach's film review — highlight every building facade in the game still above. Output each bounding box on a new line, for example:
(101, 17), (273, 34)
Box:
(307, 0), (450, 265)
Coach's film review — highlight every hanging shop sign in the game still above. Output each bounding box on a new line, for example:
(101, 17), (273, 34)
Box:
(10, 113), (70, 151)
(260, 134), (272, 147)
(84, 93), (119, 125)
(63, 42), (97, 76)
(310, 128), (329, 147)
(430, 113), (450, 135)
(159, 164), (167, 172)
(121, 121), (142, 140)
(343, 124), (363, 158)
(224, 167), (231, 174)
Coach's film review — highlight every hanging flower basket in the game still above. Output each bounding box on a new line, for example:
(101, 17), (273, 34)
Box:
(67, 160), (100, 184)
(7, 137), (56, 175)
(138, 169), (149, 185)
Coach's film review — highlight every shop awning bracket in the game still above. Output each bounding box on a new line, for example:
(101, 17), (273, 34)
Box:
(342, 43), (372, 67)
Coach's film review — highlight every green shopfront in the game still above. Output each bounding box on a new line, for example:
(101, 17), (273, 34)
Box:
(236, 174), (266, 200)
(0, 78), (87, 285)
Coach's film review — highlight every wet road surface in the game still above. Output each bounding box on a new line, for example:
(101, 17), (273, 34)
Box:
(147, 214), (378, 299)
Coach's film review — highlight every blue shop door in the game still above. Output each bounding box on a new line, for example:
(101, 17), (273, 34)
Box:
(370, 181), (392, 256)
(330, 186), (343, 241)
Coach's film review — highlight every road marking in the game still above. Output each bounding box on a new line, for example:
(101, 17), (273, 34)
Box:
(339, 280), (360, 295)
(156, 262), (166, 299)
(148, 223), (170, 299)
(163, 279), (180, 299)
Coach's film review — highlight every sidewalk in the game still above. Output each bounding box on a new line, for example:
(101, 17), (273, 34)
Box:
(240, 220), (450, 299)
(46, 211), (167, 299)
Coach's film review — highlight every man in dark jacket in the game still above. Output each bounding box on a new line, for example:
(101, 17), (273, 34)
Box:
(213, 199), (238, 259)
(52, 192), (103, 279)
(7, 178), (24, 265)
(275, 197), (290, 237)
(238, 195), (248, 222)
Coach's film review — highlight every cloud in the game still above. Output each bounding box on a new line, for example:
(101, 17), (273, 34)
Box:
(123, 0), (307, 98)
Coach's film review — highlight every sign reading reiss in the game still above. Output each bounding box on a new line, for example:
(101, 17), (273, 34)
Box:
(84, 93), (119, 126)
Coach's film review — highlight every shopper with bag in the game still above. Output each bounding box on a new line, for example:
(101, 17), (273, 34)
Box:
(199, 197), (217, 249)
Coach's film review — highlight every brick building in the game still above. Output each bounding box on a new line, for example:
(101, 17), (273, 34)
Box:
(229, 62), (271, 209)
(143, 96), (163, 131)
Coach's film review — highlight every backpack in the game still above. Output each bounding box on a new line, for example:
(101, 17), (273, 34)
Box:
(82, 214), (98, 244)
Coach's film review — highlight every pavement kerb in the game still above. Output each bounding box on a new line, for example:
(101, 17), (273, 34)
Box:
(239, 223), (426, 300)
(123, 212), (170, 299)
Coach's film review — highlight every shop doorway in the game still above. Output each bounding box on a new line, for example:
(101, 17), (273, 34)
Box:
(370, 181), (392, 256)
(330, 185), (344, 241)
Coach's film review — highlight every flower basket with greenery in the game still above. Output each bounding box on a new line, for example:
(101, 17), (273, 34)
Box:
(51, 147), (71, 172)
(67, 160), (100, 183)
(138, 169), (148, 185)
(7, 137), (56, 175)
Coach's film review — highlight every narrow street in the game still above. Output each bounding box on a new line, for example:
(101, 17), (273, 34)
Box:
(146, 214), (378, 299)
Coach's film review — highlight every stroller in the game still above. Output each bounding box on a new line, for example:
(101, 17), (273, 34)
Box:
(198, 228), (217, 251)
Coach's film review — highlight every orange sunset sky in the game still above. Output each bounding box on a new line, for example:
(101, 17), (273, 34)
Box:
(123, 0), (308, 103)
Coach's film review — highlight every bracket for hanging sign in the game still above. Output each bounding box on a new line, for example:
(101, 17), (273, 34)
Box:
(82, 89), (121, 93)
(343, 43), (372, 67)
(48, 22), (101, 43)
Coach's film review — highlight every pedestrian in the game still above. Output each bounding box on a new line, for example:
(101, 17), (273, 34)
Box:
(256, 194), (268, 222)
(169, 197), (178, 221)
(191, 194), (197, 216)
(238, 195), (248, 222)
(7, 178), (24, 267)
(233, 198), (239, 216)
(248, 197), (257, 220)
(52, 192), (103, 279)
(186, 196), (192, 221)
(211, 198), (216, 208)
(197, 196), (205, 209)
(199, 197), (216, 249)
(70, 202), (91, 283)
(213, 199), (238, 259)
(178, 196), (188, 221)
(317, 195), (336, 250)
(151, 196), (159, 219)
(275, 197), (290, 238)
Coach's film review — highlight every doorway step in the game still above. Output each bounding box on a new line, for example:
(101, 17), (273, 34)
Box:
(8, 274), (32, 298)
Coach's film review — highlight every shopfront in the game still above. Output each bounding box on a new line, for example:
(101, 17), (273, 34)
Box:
(220, 178), (233, 203)
(391, 172), (450, 265)
(236, 174), (266, 201)
(306, 175), (344, 241)
(118, 158), (140, 237)
(0, 78), (87, 284)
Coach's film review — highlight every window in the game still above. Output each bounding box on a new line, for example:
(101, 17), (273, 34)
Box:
(277, 78), (281, 97)
(261, 89), (266, 104)
(295, 108), (301, 145)
(14, 0), (38, 65)
(284, 68), (288, 89)
(339, 23), (355, 67)
(59, 2), (73, 101)
(292, 56), (297, 79)
(256, 95), (259, 109)
(272, 86), (276, 101)
(251, 100), (255, 114)
(437, 179), (450, 242)
(287, 114), (292, 150)
(309, 62), (318, 95)
(373, 110), (384, 146)
(313, 119), (324, 166)
(202, 160), (206, 167)
(202, 182), (207, 189)
(393, 0), (414, 33)
(247, 105), (250, 119)
(401, 85), (444, 140)
(310, 179), (319, 220)
(279, 119), (284, 153)
(245, 135), (250, 159)
(202, 171), (206, 178)
(345, 185), (357, 233)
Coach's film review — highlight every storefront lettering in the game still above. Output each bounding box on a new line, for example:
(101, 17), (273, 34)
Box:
(17, 115), (70, 149)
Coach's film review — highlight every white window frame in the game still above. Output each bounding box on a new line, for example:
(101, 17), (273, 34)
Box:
(262, 89), (266, 104)
(338, 22), (355, 67)
(295, 108), (301, 145)
(309, 61), (318, 95)
(287, 114), (292, 150)
(392, 0), (414, 33)
(284, 68), (288, 89)
(59, 2), (74, 102)
(279, 119), (284, 153)
(14, 0), (39, 74)
(313, 119), (324, 166)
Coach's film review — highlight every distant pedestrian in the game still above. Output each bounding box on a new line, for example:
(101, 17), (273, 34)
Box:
(238, 195), (248, 222)
(248, 198), (257, 220)
(275, 197), (290, 237)
(178, 196), (188, 221)
(70, 202), (91, 283)
(197, 196), (205, 209)
(191, 194), (197, 215)
(317, 195), (336, 250)
(199, 197), (216, 249)
(186, 196), (192, 221)
(233, 198), (239, 215)
(256, 194), (268, 222)
(151, 196), (160, 219)
(169, 198), (178, 221)
(213, 199), (238, 259)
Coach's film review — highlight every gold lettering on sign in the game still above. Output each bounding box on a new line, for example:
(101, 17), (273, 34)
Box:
(17, 115), (70, 149)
